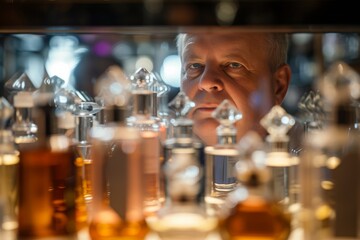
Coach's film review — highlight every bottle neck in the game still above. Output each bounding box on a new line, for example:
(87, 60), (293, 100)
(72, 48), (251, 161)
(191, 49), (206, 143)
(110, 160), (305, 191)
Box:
(217, 125), (237, 145)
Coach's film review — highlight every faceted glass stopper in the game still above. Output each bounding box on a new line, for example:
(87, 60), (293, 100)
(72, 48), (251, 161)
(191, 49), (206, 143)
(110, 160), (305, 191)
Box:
(95, 65), (131, 107)
(151, 72), (170, 97)
(260, 105), (295, 137)
(168, 91), (195, 118)
(298, 90), (326, 126)
(38, 75), (65, 93)
(54, 88), (81, 113)
(130, 67), (154, 90)
(4, 72), (36, 93)
(212, 99), (242, 126)
(0, 97), (14, 127)
(319, 61), (360, 106)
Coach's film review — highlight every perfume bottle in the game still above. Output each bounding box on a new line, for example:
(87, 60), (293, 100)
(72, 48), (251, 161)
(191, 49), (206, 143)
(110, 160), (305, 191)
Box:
(127, 67), (163, 215)
(4, 72), (38, 144)
(260, 105), (296, 210)
(54, 87), (92, 232)
(163, 91), (204, 188)
(204, 99), (242, 212)
(73, 93), (101, 205)
(17, 83), (77, 238)
(300, 61), (360, 239)
(219, 142), (291, 240)
(89, 66), (149, 239)
(146, 147), (218, 240)
(0, 97), (19, 240)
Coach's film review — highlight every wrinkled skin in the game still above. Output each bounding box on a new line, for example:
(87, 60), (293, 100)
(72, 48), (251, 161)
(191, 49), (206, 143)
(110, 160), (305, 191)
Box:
(180, 32), (291, 146)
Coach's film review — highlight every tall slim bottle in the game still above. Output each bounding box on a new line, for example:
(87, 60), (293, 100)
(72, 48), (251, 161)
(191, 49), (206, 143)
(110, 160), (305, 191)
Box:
(89, 65), (149, 239)
(163, 91), (204, 197)
(300, 61), (360, 239)
(204, 99), (242, 214)
(260, 105), (296, 209)
(0, 97), (19, 240)
(17, 84), (77, 239)
(127, 67), (163, 216)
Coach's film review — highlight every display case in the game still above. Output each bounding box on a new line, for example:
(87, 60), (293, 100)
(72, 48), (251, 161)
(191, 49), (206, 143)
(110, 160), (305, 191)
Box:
(1, 1), (360, 240)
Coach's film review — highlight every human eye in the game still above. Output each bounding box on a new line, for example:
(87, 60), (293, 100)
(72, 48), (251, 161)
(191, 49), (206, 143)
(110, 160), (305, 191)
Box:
(187, 63), (203, 70)
(227, 62), (243, 69)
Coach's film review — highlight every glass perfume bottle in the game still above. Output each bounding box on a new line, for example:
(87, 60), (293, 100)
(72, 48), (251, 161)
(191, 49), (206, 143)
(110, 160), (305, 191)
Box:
(146, 148), (218, 240)
(89, 65), (149, 240)
(4, 72), (38, 144)
(54, 87), (92, 232)
(260, 105), (296, 209)
(17, 82), (77, 239)
(219, 143), (291, 240)
(300, 61), (360, 239)
(127, 67), (163, 216)
(204, 99), (242, 213)
(72, 94), (101, 205)
(0, 97), (19, 240)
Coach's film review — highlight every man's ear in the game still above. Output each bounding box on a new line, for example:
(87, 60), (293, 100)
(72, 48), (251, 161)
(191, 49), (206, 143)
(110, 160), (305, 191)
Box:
(274, 64), (291, 105)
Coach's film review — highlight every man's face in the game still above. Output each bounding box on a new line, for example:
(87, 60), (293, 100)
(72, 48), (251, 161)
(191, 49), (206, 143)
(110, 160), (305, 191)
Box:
(180, 33), (277, 146)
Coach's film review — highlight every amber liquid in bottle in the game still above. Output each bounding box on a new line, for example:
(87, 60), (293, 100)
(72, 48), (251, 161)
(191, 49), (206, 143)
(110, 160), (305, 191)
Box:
(18, 141), (77, 238)
(89, 125), (149, 240)
(220, 194), (291, 240)
(141, 130), (162, 216)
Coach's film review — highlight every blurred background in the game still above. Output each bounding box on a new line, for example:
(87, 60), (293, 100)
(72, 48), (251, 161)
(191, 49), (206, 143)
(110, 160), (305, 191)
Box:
(1, 32), (360, 118)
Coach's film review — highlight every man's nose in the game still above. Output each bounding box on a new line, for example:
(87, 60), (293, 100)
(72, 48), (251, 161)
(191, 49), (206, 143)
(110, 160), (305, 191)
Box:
(198, 66), (224, 92)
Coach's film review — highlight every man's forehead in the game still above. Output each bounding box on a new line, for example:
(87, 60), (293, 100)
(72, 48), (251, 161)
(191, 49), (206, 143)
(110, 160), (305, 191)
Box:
(182, 33), (267, 58)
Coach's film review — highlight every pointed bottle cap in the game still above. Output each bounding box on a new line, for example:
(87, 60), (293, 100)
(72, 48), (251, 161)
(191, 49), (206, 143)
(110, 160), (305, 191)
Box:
(151, 72), (170, 97)
(54, 88), (81, 114)
(212, 99), (242, 127)
(168, 91), (195, 138)
(260, 105), (295, 142)
(212, 100), (242, 143)
(318, 61), (360, 125)
(319, 61), (360, 106)
(95, 65), (132, 107)
(4, 72), (36, 104)
(4, 72), (36, 93)
(168, 91), (195, 118)
(38, 75), (65, 93)
(130, 67), (154, 91)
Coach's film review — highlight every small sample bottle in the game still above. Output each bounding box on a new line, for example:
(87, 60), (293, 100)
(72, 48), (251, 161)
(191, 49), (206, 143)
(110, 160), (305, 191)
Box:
(204, 99), (242, 212)
(260, 105), (296, 209)
(0, 97), (19, 240)
(300, 61), (360, 239)
(89, 66), (149, 239)
(17, 87), (77, 238)
(127, 67), (163, 215)
(146, 148), (218, 240)
(219, 148), (291, 240)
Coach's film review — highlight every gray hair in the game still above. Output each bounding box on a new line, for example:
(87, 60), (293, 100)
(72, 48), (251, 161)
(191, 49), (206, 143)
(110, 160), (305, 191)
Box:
(176, 32), (289, 73)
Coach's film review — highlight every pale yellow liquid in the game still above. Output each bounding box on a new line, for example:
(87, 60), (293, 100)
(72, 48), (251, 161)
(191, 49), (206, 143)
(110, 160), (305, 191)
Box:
(0, 154), (19, 231)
